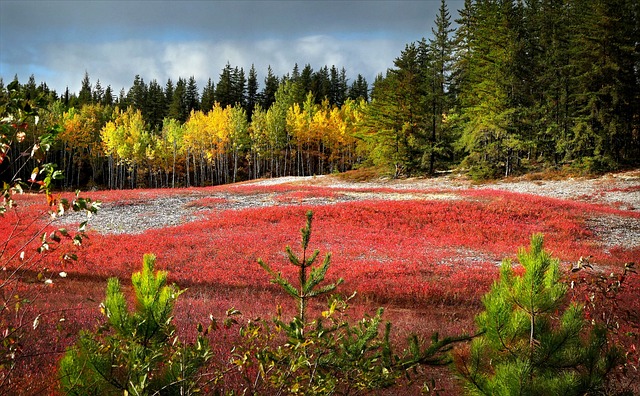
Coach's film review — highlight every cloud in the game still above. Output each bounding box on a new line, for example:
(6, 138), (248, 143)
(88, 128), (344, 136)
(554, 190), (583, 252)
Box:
(33, 35), (402, 94)
(2, 0), (466, 94)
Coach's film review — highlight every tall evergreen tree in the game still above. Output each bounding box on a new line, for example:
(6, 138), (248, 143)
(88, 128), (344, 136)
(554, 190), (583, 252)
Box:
(329, 66), (348, 107)
(312, 66), (331, 103)
(200, 77), (216, 112)
(117, 87), (127, 107)
(146, 79), (166, 132)
(164, 78), (174, 115)
(300, 64), (314, 96)
(127, 75), (148, 117)
(453, 0), (523, 179)
(423, 0), (456, 174)
(261, 65), (280, 109)
(564, 0), (640, 169)
(24, 74), (38, 100)
(216, 63), (234, 108)
(92, 79), (104, 104)
(246, 64), (259, 117)
(348, 74), (369, 101)
(168, 77), (188, 123)
(103, 85), (114, 106)
(185, 76), (200, 113)
(78, 71), (93, 106)
(232, 67), (246, 107)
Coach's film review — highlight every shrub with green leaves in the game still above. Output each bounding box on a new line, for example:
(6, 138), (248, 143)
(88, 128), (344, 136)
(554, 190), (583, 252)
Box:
(59, 254), (211, 395)
(454, 234), (622, 395)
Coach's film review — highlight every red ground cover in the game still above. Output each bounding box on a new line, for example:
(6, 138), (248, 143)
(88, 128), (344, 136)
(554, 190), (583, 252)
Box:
(3, 183), (639, 394)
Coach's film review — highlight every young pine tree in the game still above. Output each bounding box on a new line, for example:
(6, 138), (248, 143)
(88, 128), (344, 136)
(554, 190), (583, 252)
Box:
(249, 211), (395, 394)
(455, 234), (621, 395)
(59, 254), (211, 395)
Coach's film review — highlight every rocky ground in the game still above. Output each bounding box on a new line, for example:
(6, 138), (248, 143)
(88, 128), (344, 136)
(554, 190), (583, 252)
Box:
(59, 170), (640, 250)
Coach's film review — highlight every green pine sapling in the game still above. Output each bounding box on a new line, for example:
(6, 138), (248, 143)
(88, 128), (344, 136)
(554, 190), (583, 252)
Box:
(59, 254), (212, 395)
(241, 211), (469, 395)
(454, 234), (622, 395)
(258, 210), (343, 325)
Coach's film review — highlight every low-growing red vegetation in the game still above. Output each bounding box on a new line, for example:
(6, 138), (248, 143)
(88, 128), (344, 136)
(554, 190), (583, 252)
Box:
(3, 182), (639, 394)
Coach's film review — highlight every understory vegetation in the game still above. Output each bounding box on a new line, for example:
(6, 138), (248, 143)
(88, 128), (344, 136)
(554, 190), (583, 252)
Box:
(2, 177), (638, 393)
(56, 214), (634, 395)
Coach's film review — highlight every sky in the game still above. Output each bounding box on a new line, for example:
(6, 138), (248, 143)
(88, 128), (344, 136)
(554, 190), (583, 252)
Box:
(0, 0), (463, 96)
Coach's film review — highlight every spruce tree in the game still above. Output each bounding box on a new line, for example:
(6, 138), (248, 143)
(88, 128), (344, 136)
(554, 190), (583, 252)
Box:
(168, 77), (188, 123)
(92, 79), (104, 104)
(146, 79), (166, 132)
(216, 63), (234, 108)
(78, 71), (93, 105)
(231, 66), (246, 107)
(455, 234), (621, 395)
(200, 77), (215, 112)
(185, 76), (200, 113)
(246, 64), (259, 118)
(261, 65), (279, 109)
(348, 74), (368, 101)
(424, 0), (455, 174)
(103, 85), (114, 106)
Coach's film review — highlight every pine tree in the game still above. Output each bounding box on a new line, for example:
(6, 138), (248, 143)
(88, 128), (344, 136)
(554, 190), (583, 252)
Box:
(455, 234), (621, 395)
(453, 0), (523, 179)
(24, 74), (38, 100)
(232, 66), (246, 107)
(312, 66), (331, 103)
(92, 79), (104, 104)
(259, 211), (343, 324)
(146, 79), (166, 132)
(252, 211), (395, 394)
(363, 43), (427, 176)
(564, 0), (639, 170)
(300, 64), (314, 96)
(103, 85), (114, 106)
(348, 74), (368, 101)
(127, 74), (148, 117)
(423, 0), (455, 174)
(59, 254), (212, 395)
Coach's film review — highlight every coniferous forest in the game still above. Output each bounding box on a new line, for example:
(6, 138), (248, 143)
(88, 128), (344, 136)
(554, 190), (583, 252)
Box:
(2, 0), (639, 189)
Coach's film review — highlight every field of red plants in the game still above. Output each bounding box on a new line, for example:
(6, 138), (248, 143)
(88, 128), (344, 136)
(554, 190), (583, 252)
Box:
(2, 175), (639, 394)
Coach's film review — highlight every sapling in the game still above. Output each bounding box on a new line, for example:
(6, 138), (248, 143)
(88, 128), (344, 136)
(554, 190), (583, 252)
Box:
(59, 254), (212, 395)
(455, 234), (622, 395)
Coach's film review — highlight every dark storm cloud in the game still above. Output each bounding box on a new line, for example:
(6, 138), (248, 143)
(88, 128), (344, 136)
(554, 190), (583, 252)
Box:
(1, 0), (463, 93)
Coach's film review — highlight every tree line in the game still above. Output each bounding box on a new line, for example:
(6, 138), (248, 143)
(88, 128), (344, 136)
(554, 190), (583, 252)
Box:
(1, 0), (638, 189)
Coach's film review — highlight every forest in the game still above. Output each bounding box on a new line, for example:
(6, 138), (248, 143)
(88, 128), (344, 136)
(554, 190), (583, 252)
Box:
(2, 0), (640, 394)
(2, 0), (639, 189)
